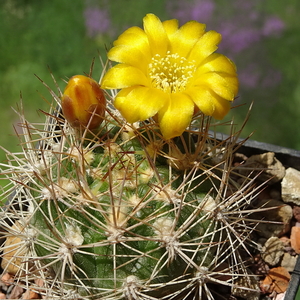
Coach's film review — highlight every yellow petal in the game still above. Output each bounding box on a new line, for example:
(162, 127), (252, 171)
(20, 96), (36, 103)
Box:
(114, 87), (167, 123)
(113, 26), (147, 46)
(211, 96), (231, 120)
(112, 26), (151, 58)
(187, 86), (231, 119)
(162, 19), (179, 36)
(169, 21), (206, 57)
(101, 64), (150, 89)
(143, 13), (169, 56)
(196, 53), (237, 76)
(158, 93), (194, 139)
(108, 45), (150, 73)
(185, 87), (215, 116)
(193, 72), (238, 101)
(188, 30), (222, 65)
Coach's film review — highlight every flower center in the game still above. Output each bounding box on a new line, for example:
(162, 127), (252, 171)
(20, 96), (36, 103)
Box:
(149, 51), (196, 93)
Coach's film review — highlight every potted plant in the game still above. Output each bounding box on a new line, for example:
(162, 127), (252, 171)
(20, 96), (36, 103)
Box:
(1, 13), (299, 300)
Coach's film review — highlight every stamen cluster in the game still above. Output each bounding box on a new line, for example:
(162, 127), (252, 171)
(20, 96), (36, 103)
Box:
(149, 51), (196, 93)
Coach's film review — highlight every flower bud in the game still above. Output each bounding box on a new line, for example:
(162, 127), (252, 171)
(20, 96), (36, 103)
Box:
(62, 75), (106, 130)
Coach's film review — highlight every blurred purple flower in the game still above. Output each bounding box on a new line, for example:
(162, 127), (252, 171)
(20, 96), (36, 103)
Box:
(84, 6), (111, 38)
(262, 16), (285, 37)
(190, 0), (215, 23)
(218, 23), (261, 54)
(167, 0), (285, 54)
(167, 0), (215, 24)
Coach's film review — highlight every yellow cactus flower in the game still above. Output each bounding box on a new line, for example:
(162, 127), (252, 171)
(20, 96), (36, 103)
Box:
(62, 75), (106, 130)
(102, 13), (238, 139)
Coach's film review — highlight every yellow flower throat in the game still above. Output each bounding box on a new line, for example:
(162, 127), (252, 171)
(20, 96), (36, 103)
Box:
(149, 51), (196, 93)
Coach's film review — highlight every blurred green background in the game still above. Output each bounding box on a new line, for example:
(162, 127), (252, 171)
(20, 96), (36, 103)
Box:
(0, 0), (299, 169)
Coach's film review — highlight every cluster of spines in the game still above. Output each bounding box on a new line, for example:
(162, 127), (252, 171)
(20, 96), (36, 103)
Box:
(0, 77), (262, 300)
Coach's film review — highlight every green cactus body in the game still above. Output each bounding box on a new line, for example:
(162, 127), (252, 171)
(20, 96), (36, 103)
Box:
(23, 112), (217, 298)
(0, 86), (261, 300)
(0, 11), (264, 299)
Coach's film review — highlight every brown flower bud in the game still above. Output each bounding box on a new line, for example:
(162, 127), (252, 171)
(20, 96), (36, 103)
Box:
(62, 75), (106, 129)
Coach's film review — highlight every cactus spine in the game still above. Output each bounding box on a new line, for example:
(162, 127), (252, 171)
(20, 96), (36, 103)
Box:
(0, 12), (259, 298)
(0, 72), (262, 300)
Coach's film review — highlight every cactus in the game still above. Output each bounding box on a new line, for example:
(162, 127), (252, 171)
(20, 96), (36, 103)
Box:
(0, 14), (263, 300)
(0, 75), (262, 299)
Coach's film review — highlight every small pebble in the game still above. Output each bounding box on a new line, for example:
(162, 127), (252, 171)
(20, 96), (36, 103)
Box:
(0, 293), (6, 299)
(0, 273), (14, 286)
(23, 289), (41, 299)
(274, 292), (286, 300)
(291, 226), (300, 253)
(10, 285), (24, 299)
(293, 206), (300, 222)
(261, 267), (290, 294)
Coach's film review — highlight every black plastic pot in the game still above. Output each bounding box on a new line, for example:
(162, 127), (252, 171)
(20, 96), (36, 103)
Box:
(212, 131), (300, 171)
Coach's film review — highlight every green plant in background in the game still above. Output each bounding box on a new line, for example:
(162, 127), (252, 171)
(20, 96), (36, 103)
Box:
(0, 12), (268, 300)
